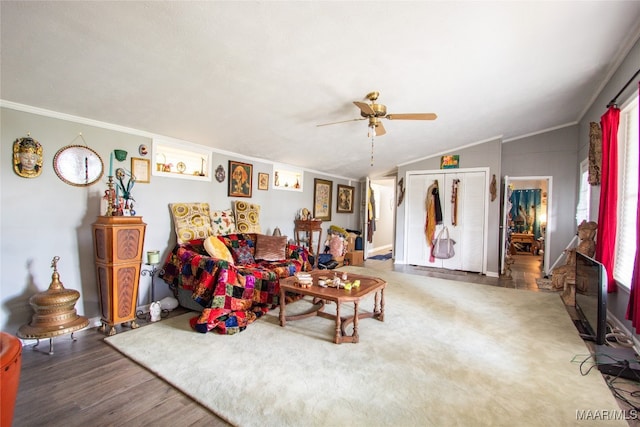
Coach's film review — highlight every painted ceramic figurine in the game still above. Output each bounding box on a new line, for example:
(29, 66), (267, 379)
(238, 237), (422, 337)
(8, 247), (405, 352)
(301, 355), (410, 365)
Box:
(149, 301), (162, 322)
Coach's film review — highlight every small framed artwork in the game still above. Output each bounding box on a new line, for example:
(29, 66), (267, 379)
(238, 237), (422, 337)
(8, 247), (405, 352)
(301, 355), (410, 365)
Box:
(440, 155), (460, 169)
(336, 184), (355, 213)
(131, 157), (151, 183)
(228, 160), (253, 197)
(258, 172), (269, 190)
(313, 178), (333, 221)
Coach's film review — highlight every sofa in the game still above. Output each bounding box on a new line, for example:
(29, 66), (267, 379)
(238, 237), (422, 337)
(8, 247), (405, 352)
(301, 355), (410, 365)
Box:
(160, 202), (312, 334)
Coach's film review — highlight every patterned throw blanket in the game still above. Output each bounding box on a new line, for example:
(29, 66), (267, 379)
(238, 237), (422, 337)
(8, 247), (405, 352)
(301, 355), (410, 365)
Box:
(161, 240), (310, 334)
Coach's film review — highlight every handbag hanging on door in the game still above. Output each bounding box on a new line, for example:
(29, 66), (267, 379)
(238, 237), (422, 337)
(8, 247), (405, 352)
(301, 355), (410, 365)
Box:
(432, 226), (456, 259)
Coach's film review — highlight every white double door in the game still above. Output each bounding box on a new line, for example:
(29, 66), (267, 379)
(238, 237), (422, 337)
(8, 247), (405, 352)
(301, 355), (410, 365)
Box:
(405, 169), (487, 273)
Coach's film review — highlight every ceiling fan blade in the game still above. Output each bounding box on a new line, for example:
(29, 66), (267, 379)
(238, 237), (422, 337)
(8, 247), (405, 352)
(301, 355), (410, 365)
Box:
(354, 101), (375, 116)
(386, 113), (438, 121)
(316, 117), (366, 127)
(375, 121), (386, 136)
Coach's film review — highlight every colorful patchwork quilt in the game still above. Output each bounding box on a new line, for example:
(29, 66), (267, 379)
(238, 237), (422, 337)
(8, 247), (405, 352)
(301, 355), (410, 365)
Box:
(161, 238), (311, 334)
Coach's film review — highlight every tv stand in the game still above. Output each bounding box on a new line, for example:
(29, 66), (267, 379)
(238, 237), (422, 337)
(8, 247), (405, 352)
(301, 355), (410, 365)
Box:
(595, 345), (640, 382)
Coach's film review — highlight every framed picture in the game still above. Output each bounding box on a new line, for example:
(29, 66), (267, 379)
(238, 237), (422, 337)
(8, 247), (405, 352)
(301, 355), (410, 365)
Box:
(131, 157), (151, 183)
(258, 172), (269, 190)
(313, 178), (332, 221)
(336, 184), (355, 213)
(228, 161), (253, 197)
(440, 155), (460, 169)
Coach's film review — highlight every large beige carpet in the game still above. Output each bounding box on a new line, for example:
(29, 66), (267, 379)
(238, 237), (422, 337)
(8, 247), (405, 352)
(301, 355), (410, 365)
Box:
(105, 267), (625, 426)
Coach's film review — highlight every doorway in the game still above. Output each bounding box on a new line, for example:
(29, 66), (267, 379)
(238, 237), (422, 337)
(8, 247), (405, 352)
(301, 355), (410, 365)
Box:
(363, 178), (396, 259)
(501, 176), (553, 278)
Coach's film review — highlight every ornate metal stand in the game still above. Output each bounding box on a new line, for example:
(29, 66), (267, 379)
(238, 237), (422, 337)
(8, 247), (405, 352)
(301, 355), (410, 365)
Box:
(137, 264), (168, 320)
(31, 332), (79, 355)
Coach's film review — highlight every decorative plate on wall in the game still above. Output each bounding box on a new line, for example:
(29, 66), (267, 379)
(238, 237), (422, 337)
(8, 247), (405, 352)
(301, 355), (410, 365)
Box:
(215, 164), (225, 182)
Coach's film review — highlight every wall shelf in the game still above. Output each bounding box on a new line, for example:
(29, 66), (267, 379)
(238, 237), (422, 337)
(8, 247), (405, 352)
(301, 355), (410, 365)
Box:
(272, 164), (303, 192)
(152, 138), (212, 181)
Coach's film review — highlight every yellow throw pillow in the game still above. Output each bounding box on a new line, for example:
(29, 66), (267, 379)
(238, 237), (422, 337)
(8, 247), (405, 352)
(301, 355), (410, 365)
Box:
(203, 236), (235, 264)
(170, 202), (213, 244)
(233, 201), (261, 233)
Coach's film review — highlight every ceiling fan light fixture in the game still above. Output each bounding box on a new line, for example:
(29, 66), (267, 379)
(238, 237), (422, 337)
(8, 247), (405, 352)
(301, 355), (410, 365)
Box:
(368, 123), (376, 138)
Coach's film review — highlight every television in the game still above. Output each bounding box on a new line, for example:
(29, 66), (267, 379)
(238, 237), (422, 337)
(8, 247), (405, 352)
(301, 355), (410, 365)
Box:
(574, 252), (608, 345)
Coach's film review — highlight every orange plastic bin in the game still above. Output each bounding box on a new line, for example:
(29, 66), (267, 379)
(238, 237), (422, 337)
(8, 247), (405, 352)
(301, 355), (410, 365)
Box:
(0, 332), (22, 427)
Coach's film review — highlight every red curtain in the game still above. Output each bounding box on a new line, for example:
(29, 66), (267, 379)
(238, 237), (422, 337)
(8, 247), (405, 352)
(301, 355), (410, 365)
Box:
(595, 106), (620, 292)
(626, 83), (640, 332)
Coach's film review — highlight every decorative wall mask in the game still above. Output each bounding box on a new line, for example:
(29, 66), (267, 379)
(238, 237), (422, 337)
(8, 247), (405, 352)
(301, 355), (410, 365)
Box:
(13, 136), (43, 178)
(215, 164), (225, 183)
(490, 174), (497, 201)
(588, 122), (602, 185)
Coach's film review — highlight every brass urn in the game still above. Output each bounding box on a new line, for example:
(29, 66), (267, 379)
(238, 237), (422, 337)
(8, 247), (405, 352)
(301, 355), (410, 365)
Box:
(18, 256), (89, 339)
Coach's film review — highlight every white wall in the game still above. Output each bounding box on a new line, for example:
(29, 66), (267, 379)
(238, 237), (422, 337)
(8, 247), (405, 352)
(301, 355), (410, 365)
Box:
(0, 107), (360, 332)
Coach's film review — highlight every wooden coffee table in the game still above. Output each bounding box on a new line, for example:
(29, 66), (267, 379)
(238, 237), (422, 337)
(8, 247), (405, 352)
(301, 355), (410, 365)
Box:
(279, 270), (386, 344)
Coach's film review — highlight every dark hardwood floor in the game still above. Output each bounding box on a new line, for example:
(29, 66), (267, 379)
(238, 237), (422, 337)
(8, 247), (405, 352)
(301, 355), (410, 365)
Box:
(13, 310), (230, 427)
(11, 255), (639, 426)
(366, 251), (546, 291)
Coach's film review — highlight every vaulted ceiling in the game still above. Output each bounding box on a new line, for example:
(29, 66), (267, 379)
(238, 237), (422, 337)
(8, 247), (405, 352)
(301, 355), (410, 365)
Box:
(2, 1), (639, 180)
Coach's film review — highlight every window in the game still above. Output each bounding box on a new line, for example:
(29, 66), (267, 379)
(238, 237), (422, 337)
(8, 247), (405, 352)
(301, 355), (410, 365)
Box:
(613, 94), (639, 289)
(576, 159), (590, 226)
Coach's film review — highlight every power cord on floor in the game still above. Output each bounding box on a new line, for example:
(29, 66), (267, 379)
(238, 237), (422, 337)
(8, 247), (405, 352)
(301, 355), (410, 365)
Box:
(576, 349), (640, 412)
(606, 321), (640, 355)
(572, 322), (640, 412)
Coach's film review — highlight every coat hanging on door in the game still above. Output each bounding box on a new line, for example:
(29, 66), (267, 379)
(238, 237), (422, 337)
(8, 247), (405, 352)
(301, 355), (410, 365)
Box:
(367, 182), (376, 243)
(425, 180), (443, 261)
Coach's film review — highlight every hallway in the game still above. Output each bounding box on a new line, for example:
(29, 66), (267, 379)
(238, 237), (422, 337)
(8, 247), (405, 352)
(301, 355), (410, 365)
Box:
(507, 253), (546, 291)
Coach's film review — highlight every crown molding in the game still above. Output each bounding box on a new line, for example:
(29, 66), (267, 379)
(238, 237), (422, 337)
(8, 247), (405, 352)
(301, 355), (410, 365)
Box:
(0, 99), (359, 182)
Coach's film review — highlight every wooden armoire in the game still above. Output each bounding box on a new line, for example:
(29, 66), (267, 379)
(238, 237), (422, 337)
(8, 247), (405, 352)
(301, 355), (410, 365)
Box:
(92, 216), (146, 335)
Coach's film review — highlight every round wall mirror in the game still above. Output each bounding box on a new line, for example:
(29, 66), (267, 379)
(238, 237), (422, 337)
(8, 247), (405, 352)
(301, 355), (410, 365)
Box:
(53, 145), (104, 186)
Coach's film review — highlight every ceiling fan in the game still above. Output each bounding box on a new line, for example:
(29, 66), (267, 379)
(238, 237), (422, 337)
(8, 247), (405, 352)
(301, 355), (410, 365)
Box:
(317, 91), (437, 137)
